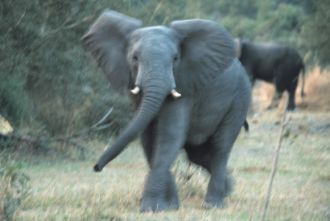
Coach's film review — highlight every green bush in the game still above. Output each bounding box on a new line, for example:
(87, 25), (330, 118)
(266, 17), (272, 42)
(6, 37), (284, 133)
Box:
(0, 0), (328, 153)
(0, 74), (33, 126)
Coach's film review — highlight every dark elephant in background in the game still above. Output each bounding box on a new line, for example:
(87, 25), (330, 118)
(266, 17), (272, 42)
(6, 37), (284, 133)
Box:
(235, 40), (305, 110)
(83, 10), (251, 212)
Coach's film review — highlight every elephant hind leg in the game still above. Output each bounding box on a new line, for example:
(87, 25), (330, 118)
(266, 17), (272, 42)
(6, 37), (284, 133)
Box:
(184, 141), (233, 208)
(286, 78), (298, 111)
(203, 111), (246, 208)
(203, 146), (234, 209)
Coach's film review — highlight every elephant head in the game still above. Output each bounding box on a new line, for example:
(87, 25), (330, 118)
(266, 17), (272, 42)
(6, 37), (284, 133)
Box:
(82, 10), (235, 172)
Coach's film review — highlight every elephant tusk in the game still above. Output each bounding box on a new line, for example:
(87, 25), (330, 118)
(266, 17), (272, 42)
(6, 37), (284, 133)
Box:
(130, 86), (140, 95)
(171, 89), (181, 98)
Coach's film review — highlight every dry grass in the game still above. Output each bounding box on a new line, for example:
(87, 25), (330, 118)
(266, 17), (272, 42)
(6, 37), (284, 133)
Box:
(3, 67), (330, 221)
(299, 67), (330, 111)
(8, 109), (329, 221)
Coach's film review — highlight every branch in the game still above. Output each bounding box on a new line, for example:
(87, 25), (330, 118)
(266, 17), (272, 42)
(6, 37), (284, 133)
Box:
(91, 107), (113, 129)
(4, 8), (26, 37)
(40, 15), (94, 39)
(52, 106), (114, 141)
(259, 111), (290, 221)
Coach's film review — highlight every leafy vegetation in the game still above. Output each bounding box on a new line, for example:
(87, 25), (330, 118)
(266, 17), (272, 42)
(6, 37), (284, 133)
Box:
(1, 0), (328, 141)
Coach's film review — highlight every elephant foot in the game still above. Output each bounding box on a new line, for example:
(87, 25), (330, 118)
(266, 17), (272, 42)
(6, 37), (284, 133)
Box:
(266, 104), (277, 111)
(267, 99), (281, 110)
(286, 105), (296, 111)
(202, 197), (226, 209)
(140, 197), (179, 212)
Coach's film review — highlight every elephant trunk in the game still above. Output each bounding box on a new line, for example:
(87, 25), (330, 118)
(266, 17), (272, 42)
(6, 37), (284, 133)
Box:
(94, 83), (170, 172)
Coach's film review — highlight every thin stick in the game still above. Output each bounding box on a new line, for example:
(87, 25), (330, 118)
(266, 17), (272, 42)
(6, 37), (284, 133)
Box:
(91, 107), (113, 129)
(259, 111), (289, 221)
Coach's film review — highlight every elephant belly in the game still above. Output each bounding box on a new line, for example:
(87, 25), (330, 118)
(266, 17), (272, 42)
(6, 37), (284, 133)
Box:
(186, 105), (227, 146)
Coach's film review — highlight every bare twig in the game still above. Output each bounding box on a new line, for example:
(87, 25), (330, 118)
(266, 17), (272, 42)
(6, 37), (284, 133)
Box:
(91, 107), (113, 129)
(4, 8), (26, 37)
(148, 0), (164, 24)
(49, 106), (114, 142)
(40, 15), (94, 38)
(259, 111), (290, 221)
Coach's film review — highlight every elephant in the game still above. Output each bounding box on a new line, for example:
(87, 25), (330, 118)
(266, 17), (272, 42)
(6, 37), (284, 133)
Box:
(83, 10), (251, 212)
(235, 39), (305, 111)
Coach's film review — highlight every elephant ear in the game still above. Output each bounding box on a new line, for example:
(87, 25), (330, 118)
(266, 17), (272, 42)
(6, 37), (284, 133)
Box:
(82, 10), (142, 94)
(170, 19), (235, 89)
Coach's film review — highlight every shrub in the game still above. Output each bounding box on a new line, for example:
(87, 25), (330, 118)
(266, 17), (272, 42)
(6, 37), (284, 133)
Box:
(0, 73), (33, 126)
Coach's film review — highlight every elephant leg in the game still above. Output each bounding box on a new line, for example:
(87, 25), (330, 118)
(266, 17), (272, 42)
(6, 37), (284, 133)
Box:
(140, 120), (157, 167)
(140, 99), (192, 212)
(204, 150), (233, 209)
(267, 90), (282, 110)
(286, 79), (298, 111)
(203, 112), (244, 208)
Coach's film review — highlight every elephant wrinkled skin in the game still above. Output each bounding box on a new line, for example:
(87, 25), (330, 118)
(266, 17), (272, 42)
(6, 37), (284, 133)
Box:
(83, 10), (251, 212)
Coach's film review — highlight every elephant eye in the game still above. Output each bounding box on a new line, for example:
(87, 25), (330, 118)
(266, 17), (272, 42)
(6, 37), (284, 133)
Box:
(133, 55), (138, 62)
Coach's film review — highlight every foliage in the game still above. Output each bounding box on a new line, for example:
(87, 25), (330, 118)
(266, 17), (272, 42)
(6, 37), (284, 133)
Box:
(0, 0), (328, 152)
(301, 0), (330, 66)
(0, 74), (33, 126)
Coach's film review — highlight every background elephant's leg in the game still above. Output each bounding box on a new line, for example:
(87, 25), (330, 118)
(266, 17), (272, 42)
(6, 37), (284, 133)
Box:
(267, 73), (285, 110)
(286, 78), (298, 111)
(140, 99), (191, 212)
(204, 113), (245, 208)
(140, 120), (157, 167)
(267, 90), (282, 110)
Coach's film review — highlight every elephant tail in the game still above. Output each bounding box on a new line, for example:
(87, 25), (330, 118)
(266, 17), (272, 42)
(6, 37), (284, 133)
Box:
(300, 63), (306, 99)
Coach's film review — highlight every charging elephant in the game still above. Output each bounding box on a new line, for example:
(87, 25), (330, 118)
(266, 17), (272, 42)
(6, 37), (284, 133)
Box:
(235, 40), (305, 110)
(83, 10), (251, 212)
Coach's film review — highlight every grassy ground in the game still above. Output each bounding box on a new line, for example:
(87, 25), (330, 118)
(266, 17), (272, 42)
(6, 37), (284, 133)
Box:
(5, 68), (330, 220)
(10, 110), (329, 221)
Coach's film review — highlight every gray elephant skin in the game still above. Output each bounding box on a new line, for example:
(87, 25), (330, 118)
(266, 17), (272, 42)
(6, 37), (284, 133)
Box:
(235, 40), (305, 110)
(83, 10), (251, 212)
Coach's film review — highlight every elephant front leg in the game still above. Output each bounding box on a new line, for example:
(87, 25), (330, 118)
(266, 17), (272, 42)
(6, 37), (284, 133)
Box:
(140, 99), (191, 212)
(267, 90), (282, 110)
(141, 169), (179, 212)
